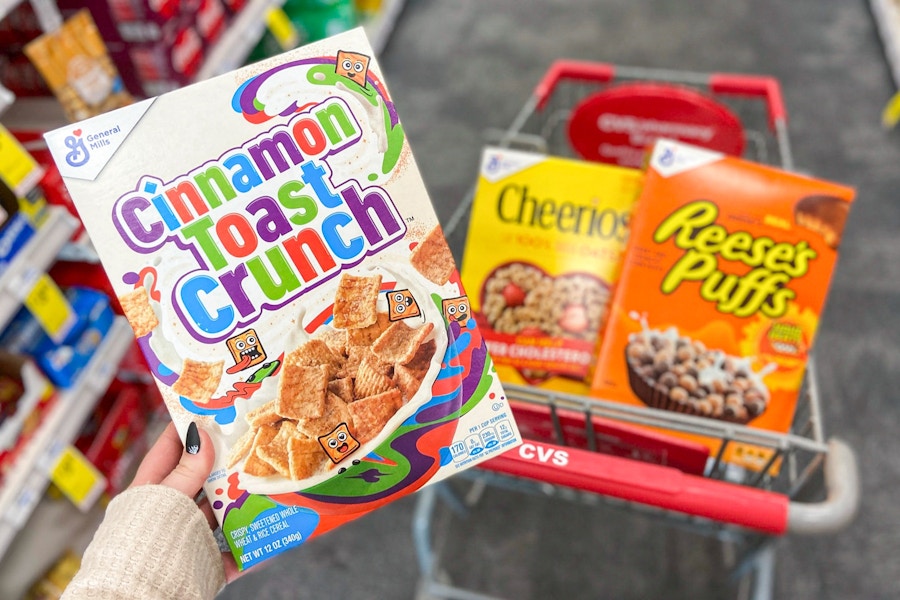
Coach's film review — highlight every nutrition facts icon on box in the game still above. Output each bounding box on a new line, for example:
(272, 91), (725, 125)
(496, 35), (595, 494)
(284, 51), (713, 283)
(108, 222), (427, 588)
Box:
(496, 420), (516, 442)
(465, 434), (484, 457)
(480, 427), (499, 450)
(449, 440), (468, 463)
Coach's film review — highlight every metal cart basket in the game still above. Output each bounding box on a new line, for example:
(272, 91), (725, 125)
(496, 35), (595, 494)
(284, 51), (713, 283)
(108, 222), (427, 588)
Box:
(414, 61), (860, 600)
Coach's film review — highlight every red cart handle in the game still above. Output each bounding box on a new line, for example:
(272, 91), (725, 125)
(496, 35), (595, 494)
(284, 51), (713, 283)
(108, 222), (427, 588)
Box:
(709, 73), (788, 131)
(534, 60), (615, 110)
(533, 60), (788, 132)
(481, 440), (789, 535)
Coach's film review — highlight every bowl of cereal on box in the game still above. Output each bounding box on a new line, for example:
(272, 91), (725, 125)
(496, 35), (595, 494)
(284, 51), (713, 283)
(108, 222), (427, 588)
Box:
(625, 326), (770, 424)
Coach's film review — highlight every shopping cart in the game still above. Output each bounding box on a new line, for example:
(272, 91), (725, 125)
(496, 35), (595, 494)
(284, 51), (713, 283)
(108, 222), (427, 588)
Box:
(414, 61), (860, 600)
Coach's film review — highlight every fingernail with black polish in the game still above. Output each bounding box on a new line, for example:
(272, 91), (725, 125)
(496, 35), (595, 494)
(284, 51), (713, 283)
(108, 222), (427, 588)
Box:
(186, 422), (201, 455)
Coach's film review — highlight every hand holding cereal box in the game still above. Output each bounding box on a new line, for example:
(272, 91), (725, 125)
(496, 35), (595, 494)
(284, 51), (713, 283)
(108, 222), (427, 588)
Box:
(590, 139), (854, 470)
(44, 29), (521, 570)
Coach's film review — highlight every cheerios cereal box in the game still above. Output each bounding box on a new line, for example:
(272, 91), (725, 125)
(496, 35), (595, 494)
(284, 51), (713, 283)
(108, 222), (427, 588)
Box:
(460, 146), (643, 394)
(44, 29), (521, 570)
(590, 139), (855, 470)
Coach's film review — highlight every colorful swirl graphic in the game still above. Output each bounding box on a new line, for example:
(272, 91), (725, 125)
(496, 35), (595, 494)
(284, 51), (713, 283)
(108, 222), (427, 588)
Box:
(257, 316), (491, 537)
(231, 56), (404, 174)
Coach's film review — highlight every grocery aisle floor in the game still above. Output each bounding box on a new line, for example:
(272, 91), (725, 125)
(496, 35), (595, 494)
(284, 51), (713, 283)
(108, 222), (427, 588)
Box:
(221, 1), (900, 598)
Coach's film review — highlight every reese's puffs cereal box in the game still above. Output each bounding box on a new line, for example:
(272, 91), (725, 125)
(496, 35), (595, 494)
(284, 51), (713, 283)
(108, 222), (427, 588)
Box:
(590, 139), (854, 470)
(43, 29), (521, 570)
(461, 147), (642, 395)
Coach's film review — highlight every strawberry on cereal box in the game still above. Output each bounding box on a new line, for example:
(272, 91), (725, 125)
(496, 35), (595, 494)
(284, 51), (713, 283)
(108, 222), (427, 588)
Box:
(590, 139), (855, 470)
(44, 29), (521, 571)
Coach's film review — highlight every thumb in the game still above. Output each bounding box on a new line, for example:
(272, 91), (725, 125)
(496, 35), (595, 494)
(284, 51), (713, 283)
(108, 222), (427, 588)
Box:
(161, 421), (216, 498)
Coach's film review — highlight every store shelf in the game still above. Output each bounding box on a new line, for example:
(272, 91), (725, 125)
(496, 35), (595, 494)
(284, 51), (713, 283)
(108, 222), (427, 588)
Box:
(0, 0), (60, 33)
(364, 0), (405, 54)
(198, 0), (406, 80)
(872, 0), (900, 89)
(197, 0), (285, 80)
(0, 84), (13, 117)
(0, 96), (66, 131)
(0, 206), (78, 333)
(0, 316), (134, 560)
(0, 0), (23, 23)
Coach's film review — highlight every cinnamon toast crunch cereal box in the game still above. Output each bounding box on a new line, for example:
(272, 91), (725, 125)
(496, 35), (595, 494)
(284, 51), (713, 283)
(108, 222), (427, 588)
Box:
(44, 29), (521, 570)
(590, 139), (854, 470)
(461, 147), (642, 395)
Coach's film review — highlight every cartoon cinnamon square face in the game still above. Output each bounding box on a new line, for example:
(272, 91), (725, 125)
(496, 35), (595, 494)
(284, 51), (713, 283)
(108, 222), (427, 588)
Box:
(442, 296), (471, 326)
(387, 289), (421, 321)
(226, 329), (266, 371)
(335, 50), (370, 86)
(318, 422), (360, 463)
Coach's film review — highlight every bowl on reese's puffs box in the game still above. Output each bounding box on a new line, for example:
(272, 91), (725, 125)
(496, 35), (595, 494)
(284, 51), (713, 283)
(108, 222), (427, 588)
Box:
(43, 28), (521, 571)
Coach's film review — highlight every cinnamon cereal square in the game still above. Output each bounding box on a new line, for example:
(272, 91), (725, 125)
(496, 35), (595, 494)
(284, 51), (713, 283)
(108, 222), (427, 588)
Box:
(276, 363), (329, 419)
(410, 226), (454, 285)
(288, 436), (326, 480)
(372, 321), (434, 364)
(285, 339), (343, 375)
(346, 312), (391, 346)
(394, 363), (425, 401)
(118, 287), (158, 337)
(172, 358), (223, 404)
(332, 273), (382, 329)
(245, 401), (281, 428)
(226, 427), (257, 469)
(257, 423), (297, 478)
(243, 424), (280, 477)
(348, 389), (403, 443)
(354, 353), (394, 398)
(295, 392), (352, 438)
(328, 377), (354, 403)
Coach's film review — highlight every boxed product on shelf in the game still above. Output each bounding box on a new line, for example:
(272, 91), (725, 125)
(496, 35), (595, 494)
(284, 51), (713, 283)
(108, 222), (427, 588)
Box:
(195, 0), (229, 42)
(0, 212), (35, 278)
(0, 53), (51, 98)
(0, 179), (21, 233)
(0, 352), (56, 484)
(590, 138), (856, 470)
(54, 0), (231, 97)
(125, 23), (206, 94)
(12, 129), (90, 243)
(0, 2), (48, 97)
(25, 549), (81, 600)
(0, 287), (114, 388)
(0, 184), (50, 278)
(0, 123), (44, 199)
(75, 380), (150, 495)
(246, 0), (358, 63)
(0, 2), (43, 46)
(23, 10), (134, 122)
(460, 146), (642, 395)
(44, 28), (522, 571)
(58, 0), (203, 43)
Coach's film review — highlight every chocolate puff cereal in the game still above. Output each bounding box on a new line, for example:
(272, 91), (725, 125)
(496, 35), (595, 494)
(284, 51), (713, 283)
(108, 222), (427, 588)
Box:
(625, 328), (769, 424)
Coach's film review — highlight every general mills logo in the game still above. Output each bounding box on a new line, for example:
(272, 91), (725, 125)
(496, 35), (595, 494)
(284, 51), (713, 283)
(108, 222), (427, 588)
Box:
(485, 153), (504, 174)
(64, 129), (89, 167)
(658, 145), (676, 167)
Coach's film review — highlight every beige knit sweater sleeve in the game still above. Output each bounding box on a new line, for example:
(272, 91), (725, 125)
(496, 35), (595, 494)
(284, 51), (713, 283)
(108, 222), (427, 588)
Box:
(61, 485), (226, 600)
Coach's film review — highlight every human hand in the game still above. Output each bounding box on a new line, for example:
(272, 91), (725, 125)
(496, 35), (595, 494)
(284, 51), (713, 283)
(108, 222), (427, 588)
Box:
(130, 420), (245, 582)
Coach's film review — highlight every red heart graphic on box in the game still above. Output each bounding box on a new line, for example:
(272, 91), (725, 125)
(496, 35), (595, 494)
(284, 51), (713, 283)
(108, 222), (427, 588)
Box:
(73, 129), (82, 136)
